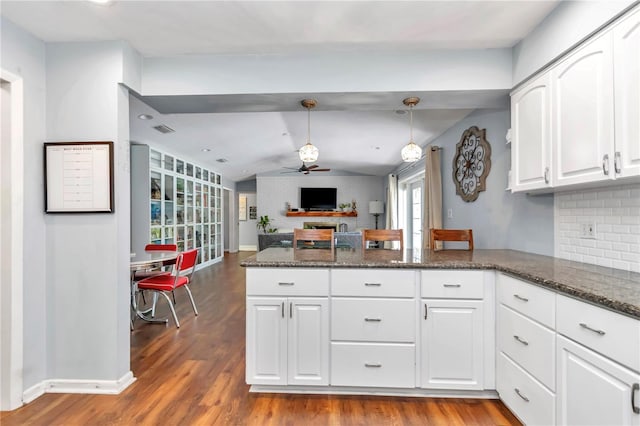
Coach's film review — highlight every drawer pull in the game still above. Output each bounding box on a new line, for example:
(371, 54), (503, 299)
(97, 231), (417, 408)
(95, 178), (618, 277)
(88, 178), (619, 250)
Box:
(632, 383), (639, 414)
(514, 388), (530, 402)
(513, 335), (529, 346)
(364, 363), (382, 368)
(579, 323), (606, 336)
(443, 284), (461, 288)
(364, 317), (382, 322)
(513, 294), (529, 302)
(278, 282), (295, 286)
(364, 282), (382, 287)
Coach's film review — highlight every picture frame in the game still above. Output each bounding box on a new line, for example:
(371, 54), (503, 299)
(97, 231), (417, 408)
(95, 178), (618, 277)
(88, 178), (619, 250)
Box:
(44, 141), (115, 213)
(249, 206), (257, 220)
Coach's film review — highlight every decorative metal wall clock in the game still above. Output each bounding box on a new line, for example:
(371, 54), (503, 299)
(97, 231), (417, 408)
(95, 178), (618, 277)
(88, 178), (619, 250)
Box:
(452, 126), (492, 202)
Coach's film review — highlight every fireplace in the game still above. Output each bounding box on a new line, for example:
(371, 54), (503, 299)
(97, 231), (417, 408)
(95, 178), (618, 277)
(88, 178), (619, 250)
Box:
(303, 222), (339, 231)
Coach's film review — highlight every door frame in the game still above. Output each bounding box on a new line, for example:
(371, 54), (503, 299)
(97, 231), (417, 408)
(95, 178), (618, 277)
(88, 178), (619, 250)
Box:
(1, 68), (25, 410)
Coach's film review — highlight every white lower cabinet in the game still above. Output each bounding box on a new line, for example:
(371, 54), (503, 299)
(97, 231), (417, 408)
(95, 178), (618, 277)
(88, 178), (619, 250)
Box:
(557, 335), (640, 426)
(421, 299), (484, 390)
(246, 297), (329, 386)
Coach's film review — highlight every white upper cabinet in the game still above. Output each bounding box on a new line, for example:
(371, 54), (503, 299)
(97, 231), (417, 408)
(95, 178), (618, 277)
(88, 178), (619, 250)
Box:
(613, 7), (640, 179)
(511, 72), (552, 192)
(552, 32), (615, 187)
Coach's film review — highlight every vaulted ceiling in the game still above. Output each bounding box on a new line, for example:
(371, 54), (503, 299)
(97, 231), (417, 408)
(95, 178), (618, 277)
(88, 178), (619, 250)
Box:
(1, 0), (561, 180)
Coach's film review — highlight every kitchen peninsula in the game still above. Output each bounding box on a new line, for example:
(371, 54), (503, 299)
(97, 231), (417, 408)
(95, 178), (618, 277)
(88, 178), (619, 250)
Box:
(241, 248), (640, 425)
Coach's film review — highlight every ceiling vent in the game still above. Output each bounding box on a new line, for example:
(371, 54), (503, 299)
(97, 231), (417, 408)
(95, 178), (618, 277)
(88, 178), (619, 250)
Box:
(216, 158), (228, 163)
(152, 124), (175, 134)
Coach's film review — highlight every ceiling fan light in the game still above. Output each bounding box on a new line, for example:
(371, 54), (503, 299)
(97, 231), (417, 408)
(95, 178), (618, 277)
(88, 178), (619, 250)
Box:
(298, 142), (319, 162)
(401, 141), (422, 162)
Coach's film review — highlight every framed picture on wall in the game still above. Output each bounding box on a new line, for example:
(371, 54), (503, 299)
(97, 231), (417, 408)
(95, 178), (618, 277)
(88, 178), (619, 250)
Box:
(249, 206), (257, 220)
(44, 141), (115, 213)
(239, 195), (247, 221)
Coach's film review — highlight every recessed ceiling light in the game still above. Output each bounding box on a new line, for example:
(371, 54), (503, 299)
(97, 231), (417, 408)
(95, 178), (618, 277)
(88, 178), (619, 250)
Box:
(137, 114), (153, 120)
(87, 0), (113, 5)
(201, 148), (211, 152)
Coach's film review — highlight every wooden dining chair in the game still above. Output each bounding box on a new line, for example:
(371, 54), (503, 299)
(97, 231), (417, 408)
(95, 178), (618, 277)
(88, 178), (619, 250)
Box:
(429, 229), (474, 250)
(293, 228), (335, 249)
(136, 248), (199, 328)
(362, 229), (404, 250)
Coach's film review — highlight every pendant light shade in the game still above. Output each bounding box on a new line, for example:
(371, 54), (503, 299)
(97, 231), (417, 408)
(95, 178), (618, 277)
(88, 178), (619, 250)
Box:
(401, 97), (422, 162)
(299, 99), (319, 162)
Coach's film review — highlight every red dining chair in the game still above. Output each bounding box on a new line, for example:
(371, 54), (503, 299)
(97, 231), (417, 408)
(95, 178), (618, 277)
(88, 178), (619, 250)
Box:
(136, 248), (199, 328)
(133, 243), (178, 281)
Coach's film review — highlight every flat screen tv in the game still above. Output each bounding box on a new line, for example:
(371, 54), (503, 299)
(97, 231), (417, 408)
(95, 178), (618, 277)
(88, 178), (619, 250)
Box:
(300, 187), (337, 211)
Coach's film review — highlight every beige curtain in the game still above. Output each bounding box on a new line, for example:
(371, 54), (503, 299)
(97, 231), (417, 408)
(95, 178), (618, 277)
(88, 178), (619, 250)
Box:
(423, 147), (443, 249)
(384, 174), (398, 249)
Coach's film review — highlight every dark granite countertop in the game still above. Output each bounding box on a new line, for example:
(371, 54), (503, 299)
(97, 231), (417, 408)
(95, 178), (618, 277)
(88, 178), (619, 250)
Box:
(240, 248), (640, 319)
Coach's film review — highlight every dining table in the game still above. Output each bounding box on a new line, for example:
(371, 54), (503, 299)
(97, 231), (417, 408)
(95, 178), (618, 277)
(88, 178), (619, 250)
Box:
(130, 250), (179, 327)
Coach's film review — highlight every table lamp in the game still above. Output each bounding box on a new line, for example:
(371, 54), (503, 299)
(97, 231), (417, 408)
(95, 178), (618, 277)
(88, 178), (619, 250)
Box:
(369, 201), (384, 229)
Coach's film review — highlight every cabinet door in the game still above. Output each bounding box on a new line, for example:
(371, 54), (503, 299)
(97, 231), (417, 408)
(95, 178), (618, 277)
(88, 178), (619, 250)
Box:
(246, 297), (287, 385)
(557, 335), (640, 426)
(421, 299), (484, 390)
(552, 32), (615, 187)
(613, 7), (640, 179)
(288, 298), (329, 386)
(511, 72), (552, 191)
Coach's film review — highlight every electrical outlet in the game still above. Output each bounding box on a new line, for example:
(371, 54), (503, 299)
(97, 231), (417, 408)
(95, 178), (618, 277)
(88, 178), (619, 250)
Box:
(580, 223), (596, 239)
(447, 209), (453, 219)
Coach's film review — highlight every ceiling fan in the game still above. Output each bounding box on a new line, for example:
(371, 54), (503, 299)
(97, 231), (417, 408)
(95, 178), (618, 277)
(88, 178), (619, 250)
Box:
(282, 162), (331, 175)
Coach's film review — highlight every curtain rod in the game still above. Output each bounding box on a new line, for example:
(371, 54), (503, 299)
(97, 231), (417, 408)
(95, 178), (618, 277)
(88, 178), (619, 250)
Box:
(395, 145), (440, 175)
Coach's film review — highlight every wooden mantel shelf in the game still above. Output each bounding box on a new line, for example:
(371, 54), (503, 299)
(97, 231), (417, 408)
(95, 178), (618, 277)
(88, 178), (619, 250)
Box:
(286, 211), (358, 217)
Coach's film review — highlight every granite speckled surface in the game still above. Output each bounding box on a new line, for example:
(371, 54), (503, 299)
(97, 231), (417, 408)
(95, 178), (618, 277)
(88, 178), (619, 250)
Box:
(240, 248), (640, 319)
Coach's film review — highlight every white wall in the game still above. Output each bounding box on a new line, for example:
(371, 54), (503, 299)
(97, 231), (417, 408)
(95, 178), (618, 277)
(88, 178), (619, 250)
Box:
(0, 17), (47, 394)
(555, 183), (640, 272)
(256, 175), (385, 232)
(142, 49), (512, 96)
(45, 41), (133, 381)
(405, 108), (555, 255)
(512, 0), (636, 85)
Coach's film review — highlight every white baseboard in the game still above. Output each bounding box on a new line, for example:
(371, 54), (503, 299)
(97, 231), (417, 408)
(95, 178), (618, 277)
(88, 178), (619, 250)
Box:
(249, 385), (499, 399)
(22, 371), (136, 404)
(239, 245), (257, 251)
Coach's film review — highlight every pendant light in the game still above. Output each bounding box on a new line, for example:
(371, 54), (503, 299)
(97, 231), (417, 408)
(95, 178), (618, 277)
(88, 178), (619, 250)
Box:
(298, 99), (319, 162)
(401, 97), (422, 162)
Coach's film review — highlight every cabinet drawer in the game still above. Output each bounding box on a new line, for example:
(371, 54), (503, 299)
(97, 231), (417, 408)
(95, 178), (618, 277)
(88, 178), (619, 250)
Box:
(246, 268), (329, 296)
(497, 353), (555, 426)
(497, 273), (555, 328)
(498, 305), (556, 390)
(557, 294), (640, 372)
(331, 298), (415, 342)
(421, 270), (484, 299)
(331, 342), (415, 388)
(331, 269), (415, 297)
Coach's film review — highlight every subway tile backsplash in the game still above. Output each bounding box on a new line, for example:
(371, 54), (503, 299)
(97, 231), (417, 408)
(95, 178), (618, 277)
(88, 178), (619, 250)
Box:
(555, 183), (640, 273)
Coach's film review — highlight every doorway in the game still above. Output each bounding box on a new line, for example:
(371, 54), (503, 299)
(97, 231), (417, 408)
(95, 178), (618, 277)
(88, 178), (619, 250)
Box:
(399, 173), (424, 250)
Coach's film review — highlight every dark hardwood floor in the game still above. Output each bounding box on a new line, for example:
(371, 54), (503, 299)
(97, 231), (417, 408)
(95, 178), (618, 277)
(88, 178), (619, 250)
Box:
(1, 252), (521, 425)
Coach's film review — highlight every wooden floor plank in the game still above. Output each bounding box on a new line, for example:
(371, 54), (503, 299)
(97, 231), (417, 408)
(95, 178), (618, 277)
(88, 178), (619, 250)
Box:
(1, 252), (521, 425)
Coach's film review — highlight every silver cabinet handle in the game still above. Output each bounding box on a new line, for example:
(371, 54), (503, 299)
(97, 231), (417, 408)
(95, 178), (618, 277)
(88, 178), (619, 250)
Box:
(603, 154), (610, 175)
(579, 323), (605, 336)
(544, 166), (549, 184)
(443, 284), (461, 288)
(424, 303), (428, 320)
(281, 302), (284, 318)
(364, 363), (382, 368)
(278, 282), (295, 286)
(614, 151), (622, 174)
(513, 335), (529, 346)
(364, 317), (382, 322)
(289, 302), (293, 318)
(514, 294), (529, 302)
(365, 282), (381, 287)
(514, 388), (530, 402)
(632, 383), (639, 414)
